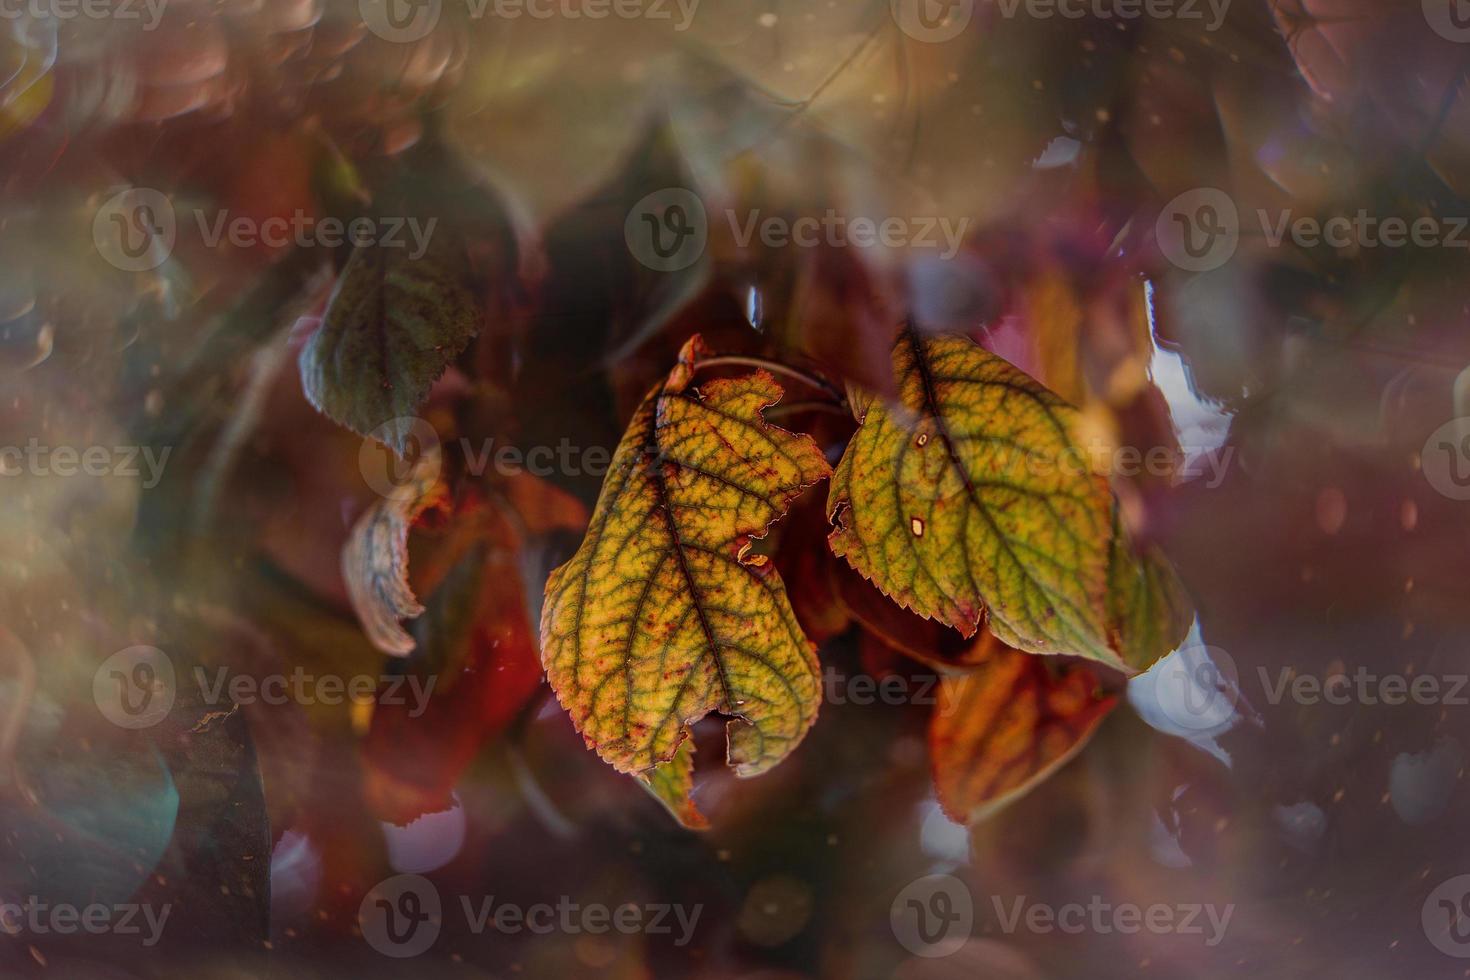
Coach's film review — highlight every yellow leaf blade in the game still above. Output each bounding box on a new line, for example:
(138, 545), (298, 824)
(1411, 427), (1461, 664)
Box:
(541, 336), (830, 778)
(827, 330), (1119, 667)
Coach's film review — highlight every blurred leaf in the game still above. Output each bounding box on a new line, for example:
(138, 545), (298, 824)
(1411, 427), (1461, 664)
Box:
(299, 233), (481, 455)
(0, 28), (53, 142)
(341, 442), (448, 656)
(361, 476), (585, 823)
(362, 539), (538, 823)
(1106, 516), (1195, 671)
(930, 633), (1116, 824)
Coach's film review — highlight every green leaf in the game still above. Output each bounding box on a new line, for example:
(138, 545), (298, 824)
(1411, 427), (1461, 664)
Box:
(827, 329), (1121, 668)
(299, 234), (480, 455)
(1106, 517), (1194, 672)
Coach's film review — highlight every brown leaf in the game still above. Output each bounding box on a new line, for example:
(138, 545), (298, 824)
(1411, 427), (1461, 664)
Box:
(930, 632), (1117, 824)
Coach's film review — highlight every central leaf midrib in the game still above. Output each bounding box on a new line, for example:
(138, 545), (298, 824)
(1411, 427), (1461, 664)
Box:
(646, 407), (738, 721)
(902, 329), (1087, 642)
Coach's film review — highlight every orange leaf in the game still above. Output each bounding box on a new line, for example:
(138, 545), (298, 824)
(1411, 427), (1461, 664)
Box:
(361, 493), (559, 825)
(930, 633), (1117, 824)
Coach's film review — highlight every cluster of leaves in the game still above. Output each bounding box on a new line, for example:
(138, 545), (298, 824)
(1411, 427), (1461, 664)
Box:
(534, 331), (1190, 827)
(298, 162), (1193, 826)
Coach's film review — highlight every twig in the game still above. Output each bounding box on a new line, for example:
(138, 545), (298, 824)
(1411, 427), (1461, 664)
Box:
(696, 354), (847, 406)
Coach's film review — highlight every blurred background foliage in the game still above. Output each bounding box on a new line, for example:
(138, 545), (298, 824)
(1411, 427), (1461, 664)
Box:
(2, 1), (1470, 977)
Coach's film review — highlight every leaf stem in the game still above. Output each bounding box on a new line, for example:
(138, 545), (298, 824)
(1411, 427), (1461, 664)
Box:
(697, 355), (847, 406)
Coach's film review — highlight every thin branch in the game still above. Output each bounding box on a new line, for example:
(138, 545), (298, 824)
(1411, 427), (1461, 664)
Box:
(696, 354), (847, 405)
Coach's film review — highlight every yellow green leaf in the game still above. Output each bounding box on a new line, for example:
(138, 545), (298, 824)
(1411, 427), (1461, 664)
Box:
(930, 632), (1116, 824)
(827, 330), (1119, 667)
(540, 335), (830, 778)
(1106, 517), (1194, 672)
(636, 740), (709, 830)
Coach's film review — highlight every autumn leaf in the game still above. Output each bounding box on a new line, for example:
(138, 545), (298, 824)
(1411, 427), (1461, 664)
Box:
(341, 443), (447, 656)
(636, 740), (709, 830)
(930, 633), (1117, 824)
(362, 517), (544, 823)
(540, 335), (830, 778)
(827, 329), (1119, 667)
(1106, 518), (1194, 672)
(299, 232), (481, 456)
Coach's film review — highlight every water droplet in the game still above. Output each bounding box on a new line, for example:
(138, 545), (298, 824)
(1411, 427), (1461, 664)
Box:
(744, 286), (764, 331)
(910, 517), (924, 536)
(916, 432), (929, 447)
